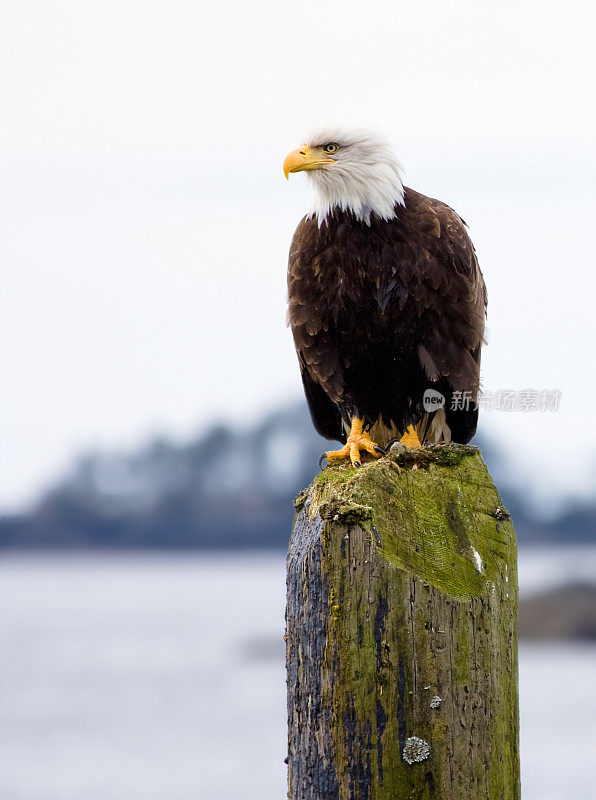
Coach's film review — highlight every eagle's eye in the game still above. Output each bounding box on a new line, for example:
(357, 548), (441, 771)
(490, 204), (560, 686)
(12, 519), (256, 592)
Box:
(323, 143), (339, 154)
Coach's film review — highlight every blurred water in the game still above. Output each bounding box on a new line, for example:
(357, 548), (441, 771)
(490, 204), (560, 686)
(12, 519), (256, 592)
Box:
(517, 545), (596, 596)
(0, 550), (594, 800)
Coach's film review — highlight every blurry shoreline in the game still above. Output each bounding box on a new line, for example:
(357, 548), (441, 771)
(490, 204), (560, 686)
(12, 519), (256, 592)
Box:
(2, 404), (595, 551)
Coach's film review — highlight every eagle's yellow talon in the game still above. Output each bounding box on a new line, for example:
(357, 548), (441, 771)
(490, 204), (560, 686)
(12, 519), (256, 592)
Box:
(324, 443), (351, 464)
(400, 424), (422, 448)
(323, 417), (384, 468)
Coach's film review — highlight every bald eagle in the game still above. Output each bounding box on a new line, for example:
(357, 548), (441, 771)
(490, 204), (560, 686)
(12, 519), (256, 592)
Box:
(284, 125), (487, 468)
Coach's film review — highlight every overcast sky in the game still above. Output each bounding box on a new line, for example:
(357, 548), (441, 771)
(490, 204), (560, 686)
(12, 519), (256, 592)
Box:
(1, 0), (595, 513)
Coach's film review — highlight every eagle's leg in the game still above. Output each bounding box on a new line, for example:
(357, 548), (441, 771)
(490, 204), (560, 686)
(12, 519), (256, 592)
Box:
(320, 417), (385, 469)
(399, 424), (422, 448)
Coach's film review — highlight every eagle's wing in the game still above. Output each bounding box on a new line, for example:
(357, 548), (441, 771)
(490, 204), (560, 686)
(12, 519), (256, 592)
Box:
(298, 354), (346, 442)
(414, 196), (487, 397)
(406, 194), (487, 442)
(288, 217), (346, 442)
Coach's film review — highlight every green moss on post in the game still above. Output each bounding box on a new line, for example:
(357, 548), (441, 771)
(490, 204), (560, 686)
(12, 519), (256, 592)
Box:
(286, 445), (520, 800)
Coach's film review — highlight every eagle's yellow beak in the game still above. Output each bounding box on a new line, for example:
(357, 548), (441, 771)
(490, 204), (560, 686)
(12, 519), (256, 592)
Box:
(283, 146), (336, 179)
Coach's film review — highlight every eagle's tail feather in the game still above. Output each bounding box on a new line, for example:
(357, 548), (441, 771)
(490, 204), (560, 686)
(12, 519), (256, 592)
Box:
(367, 408), (452, 449)
(419, 408), (452, 444)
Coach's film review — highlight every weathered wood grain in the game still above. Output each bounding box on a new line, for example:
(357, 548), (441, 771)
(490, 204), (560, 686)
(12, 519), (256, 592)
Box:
(286, 444), (520, 800)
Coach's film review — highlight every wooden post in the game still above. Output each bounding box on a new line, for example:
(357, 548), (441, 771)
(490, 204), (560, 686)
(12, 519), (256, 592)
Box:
(286, 444), (520, 800)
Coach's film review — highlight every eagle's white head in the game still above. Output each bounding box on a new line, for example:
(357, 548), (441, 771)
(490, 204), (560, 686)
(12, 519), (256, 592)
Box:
(283, 124), (405, 226)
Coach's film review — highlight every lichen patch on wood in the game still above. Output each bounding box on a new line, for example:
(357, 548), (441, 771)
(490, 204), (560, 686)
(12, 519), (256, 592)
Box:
(402, 736), (431, 764)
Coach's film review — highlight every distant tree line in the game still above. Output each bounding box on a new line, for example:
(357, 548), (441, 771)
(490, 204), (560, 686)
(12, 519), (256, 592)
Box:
(1, 404), (594, 549)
